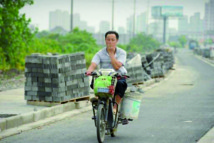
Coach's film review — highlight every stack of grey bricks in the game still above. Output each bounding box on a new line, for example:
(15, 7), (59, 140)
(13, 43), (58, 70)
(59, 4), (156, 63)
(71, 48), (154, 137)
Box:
(146, 52), (163, 78)
(194, 48), (203, 56)
(202, 48), (211, 58)
(24, 53), (89, 102)
(162, 50), (174, 70)
(141, 55), (151, 76)
(141, 55), (152, 81)
(125, 65), (146, 84)
(194, 48), (212, 58)
(151, 61), (165, 78)
(143, 49), (174, 78)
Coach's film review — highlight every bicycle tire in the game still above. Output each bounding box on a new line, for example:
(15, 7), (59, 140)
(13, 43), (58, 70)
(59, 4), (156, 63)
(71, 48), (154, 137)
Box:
(96, 104), (106, 143)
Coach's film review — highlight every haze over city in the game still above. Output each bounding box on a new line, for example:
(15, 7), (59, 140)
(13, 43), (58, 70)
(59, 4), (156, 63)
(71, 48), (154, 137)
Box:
(21, 0), (207, 32)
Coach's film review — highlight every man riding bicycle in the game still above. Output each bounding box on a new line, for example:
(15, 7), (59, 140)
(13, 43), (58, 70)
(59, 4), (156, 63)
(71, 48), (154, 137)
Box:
(86, 31), (128, 113)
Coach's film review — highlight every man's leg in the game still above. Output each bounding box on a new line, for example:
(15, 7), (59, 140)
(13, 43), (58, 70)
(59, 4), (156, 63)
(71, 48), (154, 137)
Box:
(113, 95), (122, 113)
(113, 79), (127, 113)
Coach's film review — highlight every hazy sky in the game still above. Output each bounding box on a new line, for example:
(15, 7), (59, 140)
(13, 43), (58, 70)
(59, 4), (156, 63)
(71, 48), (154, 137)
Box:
(20, 0), (208, 32)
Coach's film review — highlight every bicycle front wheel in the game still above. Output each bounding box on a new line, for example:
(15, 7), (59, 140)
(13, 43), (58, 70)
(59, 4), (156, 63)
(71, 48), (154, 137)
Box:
(96, 104), (106, 143)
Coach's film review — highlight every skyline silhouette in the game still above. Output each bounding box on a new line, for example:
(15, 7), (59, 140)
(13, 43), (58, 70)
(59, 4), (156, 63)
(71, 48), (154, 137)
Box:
(20, 0), (207, 32)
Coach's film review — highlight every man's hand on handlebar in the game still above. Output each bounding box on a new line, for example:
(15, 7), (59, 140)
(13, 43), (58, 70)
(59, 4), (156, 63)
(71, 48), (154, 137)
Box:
(85, 71), (92, 76)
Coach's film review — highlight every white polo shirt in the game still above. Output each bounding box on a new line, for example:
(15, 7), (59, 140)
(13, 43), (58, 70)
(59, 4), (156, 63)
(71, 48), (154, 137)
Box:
(92, 47), (127, 75)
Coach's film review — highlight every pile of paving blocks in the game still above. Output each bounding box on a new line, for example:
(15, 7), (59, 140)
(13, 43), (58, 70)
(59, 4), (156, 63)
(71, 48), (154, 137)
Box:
(126, 65), (146, 84)
(149, 52), (166, 78)
(202, 48), (211, 58)
(194, 48), (213, 58)
(141, 49), (174, 78)
(161, 50), (174, 70)
(24, 53), (89, 102)
(141, 54), (152, 76)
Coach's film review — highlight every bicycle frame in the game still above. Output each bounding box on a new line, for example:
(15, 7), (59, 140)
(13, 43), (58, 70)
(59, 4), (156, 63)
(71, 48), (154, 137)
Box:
(92, 96), (119, 129)
(86, 69), (129, 143)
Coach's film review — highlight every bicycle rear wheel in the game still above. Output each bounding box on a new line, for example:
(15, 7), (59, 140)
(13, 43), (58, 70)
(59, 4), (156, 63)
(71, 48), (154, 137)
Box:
(110, 115), (118, 137)
(111, 103), (121, 137)
(96, 104), (106, 143)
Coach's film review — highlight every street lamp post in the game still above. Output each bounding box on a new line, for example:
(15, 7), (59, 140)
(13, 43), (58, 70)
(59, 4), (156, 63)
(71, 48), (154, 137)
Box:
(163, 16), (168, 44)
(133, 0), (136, 36)
(70, 0), (73, 32)
(112, 0), (114, 30)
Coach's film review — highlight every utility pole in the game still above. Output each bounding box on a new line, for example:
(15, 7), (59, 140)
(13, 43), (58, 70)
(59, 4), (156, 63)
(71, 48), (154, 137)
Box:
(163, 16), (167, 44)
(133, 0), (136, 36)
(70, 0), (73, 32)
(146, 0), (150, 34)
(112, 0), (114, 30)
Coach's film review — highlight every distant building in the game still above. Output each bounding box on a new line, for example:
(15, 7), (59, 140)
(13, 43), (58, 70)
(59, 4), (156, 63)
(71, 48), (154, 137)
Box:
(168, 28), (178, 42)
(73, 13), (81, 29)
(204, 0), (214, 32)
(99, 21), (110, 34)
(117, 27), (130, 44)
(148, 19), (169, 42)
(136, 12), (148, 34)
(73, 13), (88, 31)
(50, 26), (67, 35)
(189, 12), (204, 33)
(87, 26), (95, 33)
(178, 15), (189, 35)
(126, 15), (134, 35)
(49, 10), (70, 31)
(118, 26), (126, 34)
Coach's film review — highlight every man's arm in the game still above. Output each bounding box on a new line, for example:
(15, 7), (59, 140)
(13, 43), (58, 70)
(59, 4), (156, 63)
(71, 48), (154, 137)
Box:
(109, 54), (123, 70)
(86, 62), (97, 74)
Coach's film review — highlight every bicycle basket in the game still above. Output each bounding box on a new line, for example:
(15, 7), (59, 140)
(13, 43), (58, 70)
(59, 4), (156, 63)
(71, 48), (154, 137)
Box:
(94, 75), (116, 97)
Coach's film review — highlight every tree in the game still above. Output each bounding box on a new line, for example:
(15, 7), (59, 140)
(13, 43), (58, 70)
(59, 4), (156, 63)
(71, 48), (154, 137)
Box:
(178, 35), (187, 48)
(127, 33), (161, 53)
(0, 0), (34, 70)
(168, 41), (181, 48)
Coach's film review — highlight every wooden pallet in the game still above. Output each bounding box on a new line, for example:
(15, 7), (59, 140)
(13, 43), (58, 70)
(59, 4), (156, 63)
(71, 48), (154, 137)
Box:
(132, 81), (145, 86)
(151, 75), (165, 79)
(61, 96), (90, 104)
(27, 95), (90, 107)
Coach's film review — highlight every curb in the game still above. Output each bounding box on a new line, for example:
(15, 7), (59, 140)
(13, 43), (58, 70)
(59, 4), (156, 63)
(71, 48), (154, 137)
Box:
(194, 54), (214, 67)
(0, 100), (91, 139)
(0, 106), (91, 140)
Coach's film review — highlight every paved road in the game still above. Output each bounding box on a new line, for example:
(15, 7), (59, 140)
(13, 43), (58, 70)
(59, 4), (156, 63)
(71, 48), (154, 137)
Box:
(1, 49), (214, 143)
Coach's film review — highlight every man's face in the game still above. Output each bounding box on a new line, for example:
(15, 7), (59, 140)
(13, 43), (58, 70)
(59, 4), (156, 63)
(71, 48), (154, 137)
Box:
(105, 34), (118, 48)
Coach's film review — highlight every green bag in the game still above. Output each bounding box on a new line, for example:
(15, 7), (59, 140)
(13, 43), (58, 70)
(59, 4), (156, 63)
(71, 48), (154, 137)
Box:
(94, 76), (113, 97)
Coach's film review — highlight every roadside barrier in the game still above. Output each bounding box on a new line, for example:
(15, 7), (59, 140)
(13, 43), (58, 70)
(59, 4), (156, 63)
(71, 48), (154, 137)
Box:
(126, 48), (175, 84)
(194, 48), (214, 59)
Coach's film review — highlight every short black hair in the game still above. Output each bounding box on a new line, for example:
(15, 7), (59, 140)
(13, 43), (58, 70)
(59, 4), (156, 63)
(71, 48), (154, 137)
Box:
(105, 31), (119, 40)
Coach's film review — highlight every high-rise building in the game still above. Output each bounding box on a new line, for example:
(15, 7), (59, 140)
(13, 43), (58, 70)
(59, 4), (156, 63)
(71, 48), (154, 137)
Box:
(73, 13), (81, 29)
(204, 0), (214, 32)
(99, 21), (110, 33)
(73, 13), (88, 31)
(118, 26), (126, 34)
(49, 10), (70, 31)
(136, 12), (148, 34)
(178, 15), (189, 34)
(87, 26), (95, 33)
(189, 12), (204, 33)
(148, 19), (169, 42)
(126, 15), (134, 35)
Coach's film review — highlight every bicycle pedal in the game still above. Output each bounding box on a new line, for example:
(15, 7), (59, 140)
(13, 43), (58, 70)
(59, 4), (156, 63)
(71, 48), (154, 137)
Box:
(91, 116), (96, 120)
(105, 131), (110, 135)
(122, 119), (129, 125)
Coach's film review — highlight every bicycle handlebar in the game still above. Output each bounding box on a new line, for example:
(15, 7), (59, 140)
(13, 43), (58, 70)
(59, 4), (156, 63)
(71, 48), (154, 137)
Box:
(85, 72), (130, 79)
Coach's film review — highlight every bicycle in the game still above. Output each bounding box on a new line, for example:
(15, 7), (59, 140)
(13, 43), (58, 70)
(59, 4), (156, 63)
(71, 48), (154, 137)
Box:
(86, 69), (131, 143)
